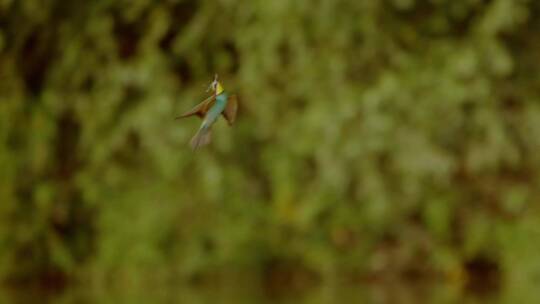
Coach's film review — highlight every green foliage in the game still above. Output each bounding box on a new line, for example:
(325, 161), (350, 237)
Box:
(1, 0), (540, 288)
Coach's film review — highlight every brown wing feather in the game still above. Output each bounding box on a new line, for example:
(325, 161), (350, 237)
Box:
(222, 94), (238, 125)
(175, 95), (216, 119)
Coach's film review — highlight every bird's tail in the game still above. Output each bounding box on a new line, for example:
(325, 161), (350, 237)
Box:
(190, 126), (212, 150)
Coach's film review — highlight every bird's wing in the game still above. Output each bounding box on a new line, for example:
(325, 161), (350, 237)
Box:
(222, 94), (238, 126)
(175, 95), (216, 119)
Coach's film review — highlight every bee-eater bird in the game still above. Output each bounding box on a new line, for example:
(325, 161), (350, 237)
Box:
(175, 74), (238, 150)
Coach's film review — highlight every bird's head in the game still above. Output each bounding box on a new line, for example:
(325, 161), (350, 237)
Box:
(207, 74), (224, 95)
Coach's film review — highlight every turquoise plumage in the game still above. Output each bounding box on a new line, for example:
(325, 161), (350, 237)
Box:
(176, 75), (238, 150)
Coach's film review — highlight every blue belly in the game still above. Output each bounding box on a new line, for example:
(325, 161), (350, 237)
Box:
(202, 93), (228, 127)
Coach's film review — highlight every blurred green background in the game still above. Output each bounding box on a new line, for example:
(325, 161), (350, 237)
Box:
(1, 0), (540, 301)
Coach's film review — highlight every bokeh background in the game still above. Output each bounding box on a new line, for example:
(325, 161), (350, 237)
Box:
(1, 0), (540, 302)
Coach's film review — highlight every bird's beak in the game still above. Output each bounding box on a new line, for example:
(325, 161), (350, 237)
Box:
(205, 74), (219, 93)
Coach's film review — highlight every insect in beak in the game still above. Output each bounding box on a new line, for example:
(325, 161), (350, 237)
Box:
(206, 74), (219, 93)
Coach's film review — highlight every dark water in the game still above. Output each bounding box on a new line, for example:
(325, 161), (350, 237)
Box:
(2, 282), (539, 304)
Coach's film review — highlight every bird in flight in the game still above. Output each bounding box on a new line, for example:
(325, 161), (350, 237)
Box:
(176, 74), (238, 150)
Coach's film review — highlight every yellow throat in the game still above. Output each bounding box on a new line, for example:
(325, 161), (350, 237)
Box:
(215, 82), (224, 95)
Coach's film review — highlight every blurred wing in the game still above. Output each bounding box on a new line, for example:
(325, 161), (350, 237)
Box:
(222, 94), (238, 125)
(175, 95), (216, 119)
